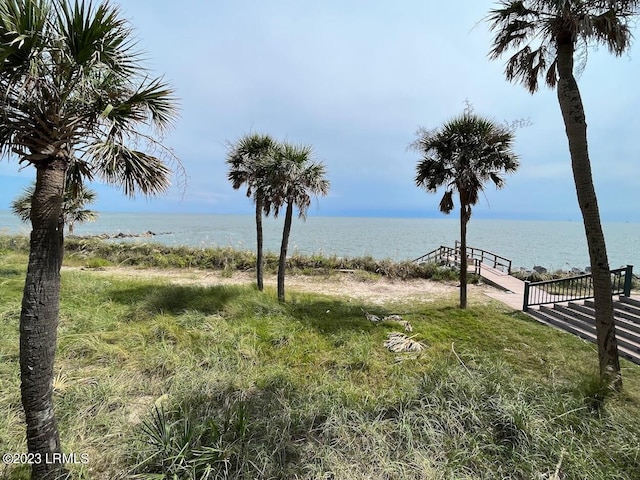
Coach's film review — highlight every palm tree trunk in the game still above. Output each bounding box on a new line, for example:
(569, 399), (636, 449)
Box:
(556, 39), (621, 391)
(459, 205), (468, 309)
(255, 198), (264, 291)
(277, 200), (294, 303)
(20, 158), (68, 479)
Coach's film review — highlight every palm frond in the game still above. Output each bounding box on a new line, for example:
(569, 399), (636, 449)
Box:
(10, 184), (35, 222)
(439, 190), (454, 214)
(99, 76), (178, 137)
(11, 179), (98, 230)
(488, 0), (640, 91)
(590, 7), (632, 55)
(504, 44), (551, 92)
(415, 158), (452, 192)
(91, 141), (171, 197)
(66, 158), (94, 197)
(126, 77), (178, 131)
(0, 0), (49, 74)
(55, 0), (139, 76)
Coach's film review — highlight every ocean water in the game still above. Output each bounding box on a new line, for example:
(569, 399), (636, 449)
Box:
(1, 211), (638, 272)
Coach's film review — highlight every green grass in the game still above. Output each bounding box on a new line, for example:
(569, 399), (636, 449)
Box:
(1, 248), (640, 479)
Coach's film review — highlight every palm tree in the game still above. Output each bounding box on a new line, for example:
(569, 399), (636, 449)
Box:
(12, 181), (98, 235)
(226, 133), (277, 291)
(413, 111), (518, 309)
(0, 1), (179, 477)
(486, 0), (639, 391)
(268, 142), (330, 303)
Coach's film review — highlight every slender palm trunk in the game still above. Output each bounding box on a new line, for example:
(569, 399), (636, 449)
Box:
(20, 158), (68, 479)
(459, 204), (469, 309)
(255, 198), (264, 291)
(277, 200), (294, 303)
(556, 39), (621, 391)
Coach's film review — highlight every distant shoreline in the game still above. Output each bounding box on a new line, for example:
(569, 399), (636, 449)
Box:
(2, 208), (640, 223)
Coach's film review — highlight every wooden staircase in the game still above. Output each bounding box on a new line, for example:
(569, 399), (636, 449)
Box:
(526, 296), (640, 365)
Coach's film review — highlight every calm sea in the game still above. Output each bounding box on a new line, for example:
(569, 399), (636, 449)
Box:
(1, 211), (638, 272)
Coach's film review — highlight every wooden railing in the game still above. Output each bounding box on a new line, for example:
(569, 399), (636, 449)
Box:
(454, 241), (512, 274)
(413, 245), (454, 264)
(522, 265), (634, 311)
(413, 244), (481, 275)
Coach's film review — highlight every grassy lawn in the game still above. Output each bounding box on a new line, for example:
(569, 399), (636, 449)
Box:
(1, 248), (640, 479)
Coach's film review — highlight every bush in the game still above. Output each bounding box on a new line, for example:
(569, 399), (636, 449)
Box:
(2, 234), (461, 281)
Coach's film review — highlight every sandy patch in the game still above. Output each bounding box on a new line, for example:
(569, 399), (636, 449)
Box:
(64, 266), (497, 305)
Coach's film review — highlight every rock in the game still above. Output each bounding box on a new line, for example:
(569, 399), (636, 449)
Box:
(77, 231), (172, 240)
(533, 265), (547, 274)
(585, 267), (592, 273)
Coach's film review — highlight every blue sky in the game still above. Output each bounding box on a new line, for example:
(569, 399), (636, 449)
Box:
(1, 0), (639, 221)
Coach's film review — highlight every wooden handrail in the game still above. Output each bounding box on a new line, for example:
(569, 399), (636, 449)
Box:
(413, 245), (454, 264)
(413, 244), (481, 275)
(454, 240), (512, 274)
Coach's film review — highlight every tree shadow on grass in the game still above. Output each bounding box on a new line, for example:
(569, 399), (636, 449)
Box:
(286, 296), (396, 335)
(107, 284), (244, 315)
(0, 266), (23, 277)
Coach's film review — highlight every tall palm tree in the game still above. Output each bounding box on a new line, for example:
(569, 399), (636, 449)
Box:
(486, 0), (639, 391)
(413, 111), (518, 309)
(226, 133), (277, 291)
(12, 181), (98, 235)
(268, 142), (330, 303)
(0, 1), (179, 477)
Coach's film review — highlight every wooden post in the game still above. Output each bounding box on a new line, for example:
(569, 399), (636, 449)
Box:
(623, 265), (633, 297)
(523, 281), (530, 311)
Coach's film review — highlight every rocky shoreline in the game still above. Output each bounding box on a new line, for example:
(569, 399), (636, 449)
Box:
(70, 230), (173, 240)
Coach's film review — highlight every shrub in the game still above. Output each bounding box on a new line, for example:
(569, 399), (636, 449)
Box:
(3, 234), (460, 281)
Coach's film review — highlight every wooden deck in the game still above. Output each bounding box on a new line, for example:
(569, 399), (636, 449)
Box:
(478, 265), (527, 310)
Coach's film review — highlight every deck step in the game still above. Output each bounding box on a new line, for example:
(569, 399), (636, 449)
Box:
(560, 303), (598, 324)
(526, 304), (640, 365)
(542, 305), (594, 333)
(584, 299), (640, 323)
(541, 306), (640, 353)
(568, 302), (640, 337)
(619, 296), (640, 309)
(555, 304), (640, 354)
(527, 308), (596, 342)
(527, 307), (640, 365)
(579, 301), (640, 331)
